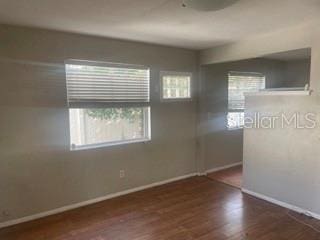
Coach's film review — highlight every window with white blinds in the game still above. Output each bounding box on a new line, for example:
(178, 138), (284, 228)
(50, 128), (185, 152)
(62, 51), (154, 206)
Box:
(65, 60), (151, 150)
(227, 71), (265, 130)
(65, 61), (150, 106)
(228, 72), (265, 110)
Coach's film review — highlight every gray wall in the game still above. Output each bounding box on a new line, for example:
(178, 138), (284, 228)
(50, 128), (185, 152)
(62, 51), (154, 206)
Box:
(199, 58), (306, 171)
(282, 59), (311, 88)
(243, 95), (320, 216)
(200, 21), (320, 218)
(0, 25), (198, 223)
(199, 21), (320, 92)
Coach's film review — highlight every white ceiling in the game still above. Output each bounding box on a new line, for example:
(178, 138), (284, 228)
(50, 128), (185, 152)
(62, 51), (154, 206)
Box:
(0, 0), (320, 50)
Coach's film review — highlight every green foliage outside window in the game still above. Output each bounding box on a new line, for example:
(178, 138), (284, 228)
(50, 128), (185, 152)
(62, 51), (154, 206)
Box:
(86, 108), (143, 122)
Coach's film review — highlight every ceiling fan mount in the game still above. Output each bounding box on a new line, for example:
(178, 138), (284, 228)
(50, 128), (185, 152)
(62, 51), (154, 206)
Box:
(182, 0), (240, 11)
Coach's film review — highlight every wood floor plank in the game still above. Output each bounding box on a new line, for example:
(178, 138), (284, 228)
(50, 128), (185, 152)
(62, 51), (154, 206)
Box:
(207, 166), (243, 188)
(0, 177), (319, 240)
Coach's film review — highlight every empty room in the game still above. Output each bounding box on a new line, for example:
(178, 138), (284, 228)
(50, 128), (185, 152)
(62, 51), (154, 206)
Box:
(1, 0), (320, 239)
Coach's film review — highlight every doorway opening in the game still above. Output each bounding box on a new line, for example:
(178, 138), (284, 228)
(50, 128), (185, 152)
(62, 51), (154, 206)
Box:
(207, 165), (243, 188)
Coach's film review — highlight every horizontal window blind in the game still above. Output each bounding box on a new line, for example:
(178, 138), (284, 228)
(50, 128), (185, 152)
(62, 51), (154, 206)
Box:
(66, 61), (150, 106)
(228, 72), (265, 110)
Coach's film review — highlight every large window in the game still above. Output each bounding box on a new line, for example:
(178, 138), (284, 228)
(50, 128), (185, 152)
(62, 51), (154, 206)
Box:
(160, 71), (192, 100)
(228, 71), (265, 129)
(66, 61), (151, 150)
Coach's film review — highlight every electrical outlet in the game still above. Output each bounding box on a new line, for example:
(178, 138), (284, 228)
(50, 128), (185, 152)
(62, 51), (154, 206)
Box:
(1, 210), (10, 218)
(119, 170), (125, 178)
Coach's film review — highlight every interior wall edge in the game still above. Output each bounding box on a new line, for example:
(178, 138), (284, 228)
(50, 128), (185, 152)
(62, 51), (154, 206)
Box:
(242, 188), (320, 221)
(205, 162), (243, 174)
(199, 21), (318, 65)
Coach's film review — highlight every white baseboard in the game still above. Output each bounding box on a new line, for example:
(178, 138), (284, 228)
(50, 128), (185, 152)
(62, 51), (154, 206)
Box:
(242, 188), (320, 220)
(0, 172), (198, 229)
(197, 172), (207, 176)
(205, 162), (242, 174)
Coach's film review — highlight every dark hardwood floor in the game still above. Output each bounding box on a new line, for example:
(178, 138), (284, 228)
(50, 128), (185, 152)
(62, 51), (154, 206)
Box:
(0, 177), (320, 240)
(207, 165), (243, 189)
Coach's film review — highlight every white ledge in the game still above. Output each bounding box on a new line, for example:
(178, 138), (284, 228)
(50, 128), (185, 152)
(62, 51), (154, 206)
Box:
(244, 90), (311, 96)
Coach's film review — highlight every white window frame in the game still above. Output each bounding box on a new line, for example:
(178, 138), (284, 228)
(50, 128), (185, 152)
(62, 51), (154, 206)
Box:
(69, 107), (151, 151)
(227, 71), (265, 130)
(65, 60), (152, 150)
(160, 71), (192, 101)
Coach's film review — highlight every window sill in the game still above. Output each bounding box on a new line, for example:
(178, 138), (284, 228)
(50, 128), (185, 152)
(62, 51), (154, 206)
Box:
(70, 138), (151, 151)
(244, 90), (311, 96)
(161, 97), (192, 102)
(227, 126), (244, 131)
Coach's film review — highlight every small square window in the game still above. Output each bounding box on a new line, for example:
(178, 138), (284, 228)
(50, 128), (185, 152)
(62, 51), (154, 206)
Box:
(160, 71), (192, 100)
